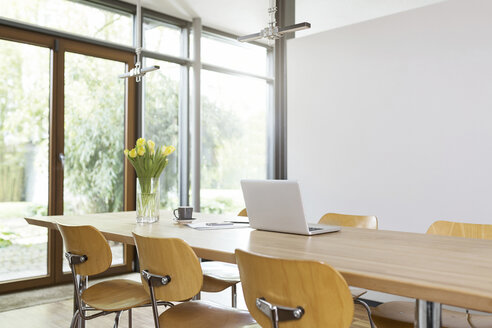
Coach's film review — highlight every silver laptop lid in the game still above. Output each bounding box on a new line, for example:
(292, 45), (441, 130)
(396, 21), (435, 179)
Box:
(240, 179), (311, 234)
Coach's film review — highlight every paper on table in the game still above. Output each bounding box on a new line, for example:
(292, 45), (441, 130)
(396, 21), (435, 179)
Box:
(187, 222), (250, 230)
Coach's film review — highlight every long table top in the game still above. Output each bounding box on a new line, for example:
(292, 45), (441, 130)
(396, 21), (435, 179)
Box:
(26, 210), (492, 312)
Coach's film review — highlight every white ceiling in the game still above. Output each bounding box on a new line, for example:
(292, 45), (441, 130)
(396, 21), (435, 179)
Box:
(123, 0), (447, 37)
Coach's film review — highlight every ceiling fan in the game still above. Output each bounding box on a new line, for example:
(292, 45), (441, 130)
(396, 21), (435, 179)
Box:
(238, 0), (311, 43)
(119, 0), (159, 82)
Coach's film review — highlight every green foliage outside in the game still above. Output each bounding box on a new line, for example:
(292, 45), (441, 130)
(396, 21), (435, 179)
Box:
(63, 53), (125, 214)
(0, 231), (15, 248)
(1, 0), (266, 218)
(0, 40), (49, 204)
(142, 61), (180, 209)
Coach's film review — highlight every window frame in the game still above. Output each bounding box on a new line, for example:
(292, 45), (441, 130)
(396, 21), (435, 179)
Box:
(0, 21), (137, 294)
(0, 0), (275, 294)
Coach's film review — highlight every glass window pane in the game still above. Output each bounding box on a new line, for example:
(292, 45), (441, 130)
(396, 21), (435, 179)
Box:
(63, 52), (126, 271)
(201, 33), (267, 76)
(0, 40), (50, 282)
(142, 58), (180, 210)
(1, 0), (133, 46)
(201, 70), (267, 214)
(143, 18), (182, 57)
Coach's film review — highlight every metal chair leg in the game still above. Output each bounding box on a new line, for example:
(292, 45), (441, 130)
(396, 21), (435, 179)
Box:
(113, 311), (122, 328)
(128, 308), (132, 328)
(193, 291), (201, 300)
(354, 299), (376, 328)
(70, 309), (80, 328)
(231, 284), (237, 308)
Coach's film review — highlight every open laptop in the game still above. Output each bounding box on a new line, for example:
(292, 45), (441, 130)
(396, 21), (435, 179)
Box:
(240, 179), (340, 235)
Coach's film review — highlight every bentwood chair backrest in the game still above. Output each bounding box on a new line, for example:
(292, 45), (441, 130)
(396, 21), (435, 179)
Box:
(238, 208), (248, 217)
(57, 223), (112, 276)
(319, 213), (378, 230)
(427, 220), (492, 239)
(235, 249), (354, 328)
(133, 233), (203, 301)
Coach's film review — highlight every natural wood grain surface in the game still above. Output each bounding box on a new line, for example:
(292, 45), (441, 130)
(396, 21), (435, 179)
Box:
(319, 213), (378, 229)
(81, 279), (149, 311)
(201, 275), (237, 293)
(133, 233), (257, 327)
(318, 212), (376, 302)
(237, 208), (248, 217)
(372, 220), (492, 327)
(201, 209), (245, 294)
(158, 301), (258, 328)
(201, 262), (239, 292)
(26, 210), (492, 312)
(236, 249), (354, 327)
(133, 233), (203, 302)
(427, 220), (492, 239)
(58, 224), (149, 313)
(57, 224), (112, 276)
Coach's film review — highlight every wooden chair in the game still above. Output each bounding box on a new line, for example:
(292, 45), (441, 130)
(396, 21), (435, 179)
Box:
(58, 224), (150, 328)
(200, 208), (247, 307)
(319, 212), (378, 328)
(319, 212), (378, 230)
(236, 249), (354, 328)
(133, 232), (257, 328)
(237, 208), (248, 217)
(371, 220), (492, 328)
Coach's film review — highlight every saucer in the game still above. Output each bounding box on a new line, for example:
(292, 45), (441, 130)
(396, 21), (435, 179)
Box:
(174, 218), (197, 224)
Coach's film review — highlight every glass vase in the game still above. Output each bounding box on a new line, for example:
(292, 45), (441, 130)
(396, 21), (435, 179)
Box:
(136, 177), (160, 223)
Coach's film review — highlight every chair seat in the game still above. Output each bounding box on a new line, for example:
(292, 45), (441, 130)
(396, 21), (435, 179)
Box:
(201, 262), (240, 293)
(159, 300), (258, 328)
(349, 287), (367, 299)
(372, 301), (492, 328)
(81, 279), (149, 311)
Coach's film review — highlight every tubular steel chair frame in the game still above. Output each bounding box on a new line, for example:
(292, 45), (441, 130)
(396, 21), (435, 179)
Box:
(255, 297), (305, 328)
(133, 233), (256, 328)
(67, 253), (173, 328)
(65, 252), (124, 328)
(60, 224), (172, 328)
(140, 270), (173, 328)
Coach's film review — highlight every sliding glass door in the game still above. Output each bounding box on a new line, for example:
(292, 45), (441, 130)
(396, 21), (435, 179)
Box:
(0, 39), (50, 285)
(0, 26), (137, 292)
(62, 52), (127, 272)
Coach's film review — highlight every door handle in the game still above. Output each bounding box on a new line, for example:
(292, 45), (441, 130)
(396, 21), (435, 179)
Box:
(59, 153), (65, 169)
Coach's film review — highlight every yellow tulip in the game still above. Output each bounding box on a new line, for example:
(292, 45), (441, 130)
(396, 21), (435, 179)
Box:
(136, 138), (146, 147)
(129, 149), (137, 158)
(137, 146), (145, 156)
(123, 149), (129, 156)
(148, 140), (155, 155)
(163, 145), (175, 156)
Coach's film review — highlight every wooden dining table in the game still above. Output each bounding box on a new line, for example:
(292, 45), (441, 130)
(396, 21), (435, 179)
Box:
(26, 210), (492, 328)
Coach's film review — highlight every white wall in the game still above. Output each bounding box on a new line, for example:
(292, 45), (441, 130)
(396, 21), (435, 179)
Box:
(287, 0), (492, 233)
(296, 0), (446, 36)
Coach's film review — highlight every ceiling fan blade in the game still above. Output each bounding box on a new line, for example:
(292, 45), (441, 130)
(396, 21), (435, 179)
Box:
(238, 32), (263, 42)
(141, 65), (160, 74)
(277, 22), (311, 35)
